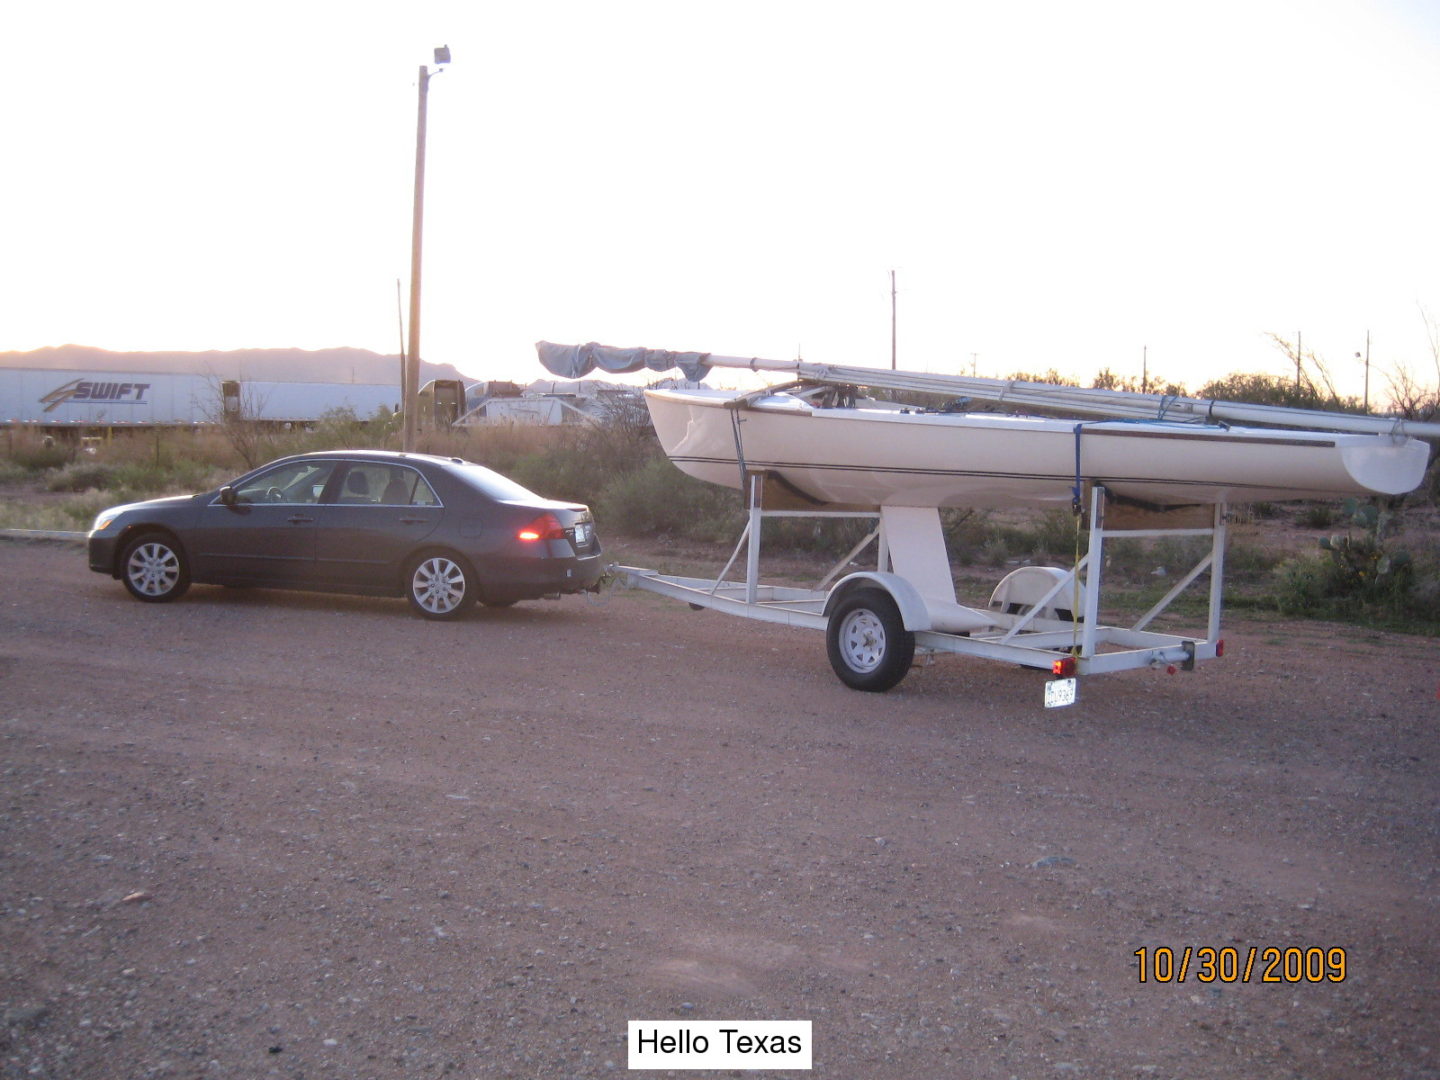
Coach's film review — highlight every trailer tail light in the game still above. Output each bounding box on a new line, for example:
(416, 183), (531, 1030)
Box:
(1215, 638), (1225, 657)
(518, 513), (565, 542)
(1052, 656), (1077, 677)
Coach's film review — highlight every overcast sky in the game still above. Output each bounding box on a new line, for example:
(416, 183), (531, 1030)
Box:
(4, 0), (1438, 398)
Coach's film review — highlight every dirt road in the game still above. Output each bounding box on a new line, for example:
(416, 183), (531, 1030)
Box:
(1, 539), (1436, 1079)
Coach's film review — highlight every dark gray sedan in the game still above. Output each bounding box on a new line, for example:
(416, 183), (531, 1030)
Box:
(88, 450), (604, 619)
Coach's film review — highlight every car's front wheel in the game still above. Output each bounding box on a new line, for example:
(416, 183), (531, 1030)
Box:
(406, 553), (478, 620)
(120, 532), (191, 603)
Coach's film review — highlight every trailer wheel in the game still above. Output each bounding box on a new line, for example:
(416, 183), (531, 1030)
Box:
(826, 588), (915, 692)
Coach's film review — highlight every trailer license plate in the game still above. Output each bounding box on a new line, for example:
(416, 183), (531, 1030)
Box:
(1045, 678), (1077, 709)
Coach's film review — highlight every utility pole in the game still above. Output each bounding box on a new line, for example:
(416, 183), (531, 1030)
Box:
(403, 46), (451, 452)
(396, 278), (406, 412)
(1363, 330), (1371, 412)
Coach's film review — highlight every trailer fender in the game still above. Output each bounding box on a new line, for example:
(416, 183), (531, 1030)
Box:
(824, 572), (934, 631)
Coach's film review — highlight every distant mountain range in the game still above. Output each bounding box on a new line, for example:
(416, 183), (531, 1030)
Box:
(0, 345), (470, 387)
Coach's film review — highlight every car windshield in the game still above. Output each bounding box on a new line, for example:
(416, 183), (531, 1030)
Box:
(449, 462), (545, 503)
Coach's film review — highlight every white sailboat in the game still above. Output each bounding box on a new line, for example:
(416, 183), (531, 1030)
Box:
(644, 384), (1430, 509)
(537, 341), (1436, 509)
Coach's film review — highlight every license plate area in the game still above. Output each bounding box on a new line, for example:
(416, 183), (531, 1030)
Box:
(1044, 677), (1077, 709)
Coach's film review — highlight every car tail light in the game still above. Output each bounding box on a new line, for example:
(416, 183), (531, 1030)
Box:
(518, 513), (566, 542)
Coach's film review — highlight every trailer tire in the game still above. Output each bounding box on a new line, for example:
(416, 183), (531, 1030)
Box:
(826, 587), (915, 692)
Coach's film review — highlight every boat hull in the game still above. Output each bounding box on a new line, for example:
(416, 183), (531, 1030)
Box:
(645, 387), (1431, 509)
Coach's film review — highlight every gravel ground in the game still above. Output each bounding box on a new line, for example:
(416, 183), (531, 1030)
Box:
(1, 538), (1437, 1079)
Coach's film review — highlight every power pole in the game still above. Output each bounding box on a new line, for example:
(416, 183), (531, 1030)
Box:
(403, 47), (450, 452)
(396, 278), (406, 413)
(1364, 330), (1371, 412)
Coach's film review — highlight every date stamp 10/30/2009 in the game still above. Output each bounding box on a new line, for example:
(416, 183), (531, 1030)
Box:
(1135, 946), (1348, 985)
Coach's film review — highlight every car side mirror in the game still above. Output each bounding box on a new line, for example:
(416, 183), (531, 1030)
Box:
(219, 485), (237, 507)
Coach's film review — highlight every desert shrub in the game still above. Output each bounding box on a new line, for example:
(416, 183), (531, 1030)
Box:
(1297, 503), (1337, 529)
(307, 408), (377, 450)
(941, 509), (991, 563)
(95, 428), (253, 474)
(9, 442), (70, 471)
(1273, 552), (1417, 621)
(0, 491), (118, 532)
(765, 515), (880, 559)
(1221, 538), (1285, 582)
(1028, 510), (1084, 560)
(46, 455), (231, 496)
(503, 411), (668, 504)
(511, 444), (606, 505)
(450, 424), (564, 476)
(595, 456), (742, 540)
(47, 461), (120, 492)
(979, 534), (1013, 567)
(943, 509), (1088, 567)
(1198, 370), (1362, 413)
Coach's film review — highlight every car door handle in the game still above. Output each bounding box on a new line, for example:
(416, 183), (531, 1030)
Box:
(286, 514), (315, 524)
(399, 516), (429, 524)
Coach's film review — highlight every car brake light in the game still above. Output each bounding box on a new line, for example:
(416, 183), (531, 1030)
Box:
(518, 513), (566, 542)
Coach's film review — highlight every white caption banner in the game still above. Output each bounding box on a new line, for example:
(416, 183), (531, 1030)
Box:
(627, 1020), (812, 1070)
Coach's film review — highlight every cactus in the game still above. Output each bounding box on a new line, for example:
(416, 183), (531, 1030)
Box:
(1310, 497), (1413, 604)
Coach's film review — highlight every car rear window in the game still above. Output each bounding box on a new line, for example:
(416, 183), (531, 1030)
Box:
(448, 462), (545, 503)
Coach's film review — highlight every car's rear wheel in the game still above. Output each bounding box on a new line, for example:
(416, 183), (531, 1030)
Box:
(120, 532), (191, 603)
(406, 553), (478, 619)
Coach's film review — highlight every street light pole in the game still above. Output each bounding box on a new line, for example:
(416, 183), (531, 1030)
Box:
(403, 47), (450, 452)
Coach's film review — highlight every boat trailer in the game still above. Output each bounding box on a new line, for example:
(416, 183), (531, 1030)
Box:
(613, 475), (1226, 707)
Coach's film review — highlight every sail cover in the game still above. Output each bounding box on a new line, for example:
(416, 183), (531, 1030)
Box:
(536, 341), (711, 383)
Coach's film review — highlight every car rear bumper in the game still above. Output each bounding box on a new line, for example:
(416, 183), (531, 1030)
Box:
(481, 549), (605, 601)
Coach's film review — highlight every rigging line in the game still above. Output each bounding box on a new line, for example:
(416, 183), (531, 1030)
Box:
(1071, 422), (1088, 649)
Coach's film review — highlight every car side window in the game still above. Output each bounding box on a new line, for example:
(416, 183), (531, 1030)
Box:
(234, 462), (336, 505)
(335, 464), (439, 507)
(403, 470), (440, 507)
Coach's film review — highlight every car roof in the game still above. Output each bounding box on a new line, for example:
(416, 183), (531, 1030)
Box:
(288, 449), (468, 468)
